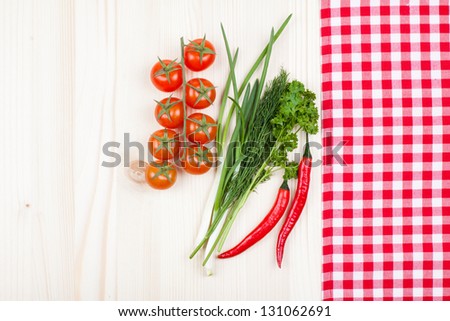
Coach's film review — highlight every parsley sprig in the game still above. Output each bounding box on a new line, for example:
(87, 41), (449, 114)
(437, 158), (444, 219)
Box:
(270, 80), (319, 179)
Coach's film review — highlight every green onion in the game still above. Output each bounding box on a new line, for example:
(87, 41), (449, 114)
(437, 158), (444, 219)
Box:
(190, 15), (293, 269)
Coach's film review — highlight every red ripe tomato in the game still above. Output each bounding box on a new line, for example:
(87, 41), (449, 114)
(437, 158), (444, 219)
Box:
(186, 113), (217, 144)
(185, 78), (216, 109)
(183, 145), (214, 175)
(154, 96), (184, 129)
(148, 129), (180, 160)
(145, 161), (177, 190)
(184, 37), (216, 71)
(150, 58), (182, 92)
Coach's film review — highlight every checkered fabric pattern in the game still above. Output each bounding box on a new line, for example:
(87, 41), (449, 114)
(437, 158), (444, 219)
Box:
(321, 0), (450, 300)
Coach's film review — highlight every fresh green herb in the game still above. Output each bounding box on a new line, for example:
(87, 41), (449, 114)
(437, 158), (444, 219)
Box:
(206, 76), (319, 264)
(270, 80), (319, 180)
(216, 72), (320, 250)
(190, 15), (315, 270)
(272, 80), (319, 136)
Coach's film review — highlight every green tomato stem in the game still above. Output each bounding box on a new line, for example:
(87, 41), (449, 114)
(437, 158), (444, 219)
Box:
(180, 38), (188, 157)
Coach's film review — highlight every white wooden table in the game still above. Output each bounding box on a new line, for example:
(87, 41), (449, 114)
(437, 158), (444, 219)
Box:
(0, 0), (322, 300)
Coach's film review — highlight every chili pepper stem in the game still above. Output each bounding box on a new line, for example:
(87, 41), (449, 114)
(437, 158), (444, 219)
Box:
(304, 133), (311, 158)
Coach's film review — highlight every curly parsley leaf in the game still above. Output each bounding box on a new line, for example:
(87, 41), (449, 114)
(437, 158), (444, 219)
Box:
(275, 80), (319, 135)
(269, 78), (319, 179)
(283, 161), (299, 180)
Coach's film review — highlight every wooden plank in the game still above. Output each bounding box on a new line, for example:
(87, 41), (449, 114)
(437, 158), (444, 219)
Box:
(0, 0), (75, 300)
(74, 0), (118, 300)
(0, 0), (322, 300)
(113, 0), (322, 300)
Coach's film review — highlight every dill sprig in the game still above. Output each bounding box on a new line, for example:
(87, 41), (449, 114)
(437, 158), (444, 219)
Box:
(224, 70), (289, 207)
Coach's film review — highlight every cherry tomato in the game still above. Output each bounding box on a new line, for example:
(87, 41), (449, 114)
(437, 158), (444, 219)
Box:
(185, 78), (216, 109)
(183, 145), (214, 175)
(145, 161), (177, 190)
(150, 58), (182, 92)
(184, 37), (216, 71)
(186, 113), (217, 144)
(148, 129), (179, 160)
(154, 96), (184, 129)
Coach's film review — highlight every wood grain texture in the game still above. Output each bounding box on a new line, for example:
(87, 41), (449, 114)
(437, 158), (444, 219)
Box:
(0, 0), (322, 300)
(0, 0), (75, 300)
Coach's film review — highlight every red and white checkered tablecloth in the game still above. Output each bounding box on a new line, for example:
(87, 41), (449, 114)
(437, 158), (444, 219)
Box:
(321, 0), (450, 300)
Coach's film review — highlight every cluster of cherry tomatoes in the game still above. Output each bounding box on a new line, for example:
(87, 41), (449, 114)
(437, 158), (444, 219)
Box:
(145, 37), (218, 190)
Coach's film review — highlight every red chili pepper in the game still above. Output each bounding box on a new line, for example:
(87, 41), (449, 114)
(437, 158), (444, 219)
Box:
(217, 180), (291, 259)
(276, 140), (312, 268)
